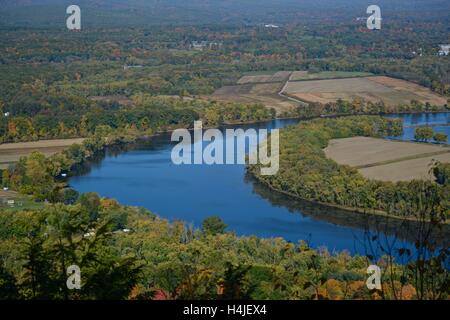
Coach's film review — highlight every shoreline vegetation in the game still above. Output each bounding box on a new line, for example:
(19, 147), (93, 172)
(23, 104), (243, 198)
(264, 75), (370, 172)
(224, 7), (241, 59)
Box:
(251, 172), (450, 225)
(0, 112), (448, 300)
(1, 107), (448, 218)
(1, 195), (444, 300)
(248, 116), (449, 224)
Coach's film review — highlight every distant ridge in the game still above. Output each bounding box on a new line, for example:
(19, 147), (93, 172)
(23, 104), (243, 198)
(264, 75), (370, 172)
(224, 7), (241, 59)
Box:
(0, 0), (449, 28)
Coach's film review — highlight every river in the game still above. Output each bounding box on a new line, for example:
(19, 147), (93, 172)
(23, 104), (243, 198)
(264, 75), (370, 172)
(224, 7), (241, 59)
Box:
(69, 113), (449, 257)
(386, 112), (449, 142)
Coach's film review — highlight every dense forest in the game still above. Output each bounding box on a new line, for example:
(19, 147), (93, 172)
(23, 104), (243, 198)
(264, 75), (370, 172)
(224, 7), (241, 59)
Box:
(0, 94), (275, 143)
(0, 4), (448, 148)
(1, 1), (449, 118)
(0, 195), (448, 300)
(0, 1), (448, 145)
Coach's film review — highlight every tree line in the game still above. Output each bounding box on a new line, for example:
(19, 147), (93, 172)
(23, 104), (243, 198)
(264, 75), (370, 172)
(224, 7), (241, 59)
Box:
(0, 194), (447, 300)
(249, 116), (449, 221)
(0, 94), (275, 143)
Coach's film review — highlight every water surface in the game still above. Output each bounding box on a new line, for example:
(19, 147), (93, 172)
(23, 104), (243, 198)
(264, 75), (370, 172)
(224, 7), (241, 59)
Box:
(386, 112), (449, 143)
(70, 113), (449, 257)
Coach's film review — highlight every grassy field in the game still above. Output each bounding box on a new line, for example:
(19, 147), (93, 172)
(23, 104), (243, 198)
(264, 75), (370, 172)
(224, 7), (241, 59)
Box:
(238, 70), (372, 84)
(212, 71), (447, 116)
(0, 190), (44, 211)
(283, 76), (447, 106)
(289, 71), (373, 81)
(89, 95), (134, 106)
(0, 138), (84, 169)
(324, 137), (450, 182)
(237, 71), (291, 84)
(210, 82), (297, 114)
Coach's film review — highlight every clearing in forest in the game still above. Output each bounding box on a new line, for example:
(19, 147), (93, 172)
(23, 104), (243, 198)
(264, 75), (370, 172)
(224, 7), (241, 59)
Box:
(289, 71), (373, 81)
(324, 136), (450, 182)
(237, 71), (292, 84)
(0, 138), (85, 169)
(283, 76), (447, 106)
(211, 71), (447, 115)
(210, 81), (297, 115)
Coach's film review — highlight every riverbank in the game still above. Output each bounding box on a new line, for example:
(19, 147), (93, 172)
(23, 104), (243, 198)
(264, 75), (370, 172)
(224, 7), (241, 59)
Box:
(247, 115), (449, 224)
(68, 114), (449, 254)
(120, 109), (450, 151)
(3, 112), (448, 225)
(324, 136), (450, 181)
(250, 171), (450, 225)
(0, 138), (85, 169)
(1, 110), (446, 176)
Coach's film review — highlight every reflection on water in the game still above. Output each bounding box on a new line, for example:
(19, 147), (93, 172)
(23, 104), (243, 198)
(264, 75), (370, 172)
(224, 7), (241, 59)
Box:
(386, 112), (449, 126)
(69, 114), (449, 258)
(386, 112), (450, 143)
(246, 174), (449, 251)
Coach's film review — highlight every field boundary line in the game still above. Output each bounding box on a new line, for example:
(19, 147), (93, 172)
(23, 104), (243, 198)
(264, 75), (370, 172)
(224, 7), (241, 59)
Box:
(287, 75), (376, 83)
(354, 149), (450, 169)
(278, 75), (309, 107)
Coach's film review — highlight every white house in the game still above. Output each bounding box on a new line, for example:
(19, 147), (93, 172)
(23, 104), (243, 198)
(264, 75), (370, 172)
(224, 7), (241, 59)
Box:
(438, 44), (450, 56)
(192, 41), (208, 50)
(123, 64), (144, 70)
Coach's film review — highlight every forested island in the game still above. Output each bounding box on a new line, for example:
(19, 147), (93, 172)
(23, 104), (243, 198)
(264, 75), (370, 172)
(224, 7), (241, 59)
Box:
(249, 116), (449, 222)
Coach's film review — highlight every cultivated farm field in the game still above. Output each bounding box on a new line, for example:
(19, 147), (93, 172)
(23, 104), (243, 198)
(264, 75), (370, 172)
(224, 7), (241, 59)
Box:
(211, 71), (447, 115)
(211, 82), (297, 114)
(283, 76), (447, 106)
(0, 138), (85, 169)
(237, 71), (292, 84)
(289, 71), (373, 81)
(324, 136), (450, 182)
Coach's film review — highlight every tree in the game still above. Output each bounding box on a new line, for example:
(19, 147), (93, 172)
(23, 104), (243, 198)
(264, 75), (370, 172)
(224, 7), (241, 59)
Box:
(21, 231), (55, 299)
(201, 216), (227, 235)
(433, 132), (448, 144)
(0, 200), (145, 300)
(414, 127), (434, 142)
(24, 151), (55, 199)
(204, 108), (221, 126)
(2, 170), (10, 188)
(64, 144), (86, 163)
(79, 115), (89, 137)
(139, 117), (150, 131)
(218, 263), (253, 300)
(432, 162), (450, 185)
(0, 265), (19, 299)
(78, 192), (101, 220)
(62, 188), (80, 205)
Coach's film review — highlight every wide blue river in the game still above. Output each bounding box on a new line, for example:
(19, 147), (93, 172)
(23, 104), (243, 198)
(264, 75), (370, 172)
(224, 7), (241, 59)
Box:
(70, 112), (449, 257)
